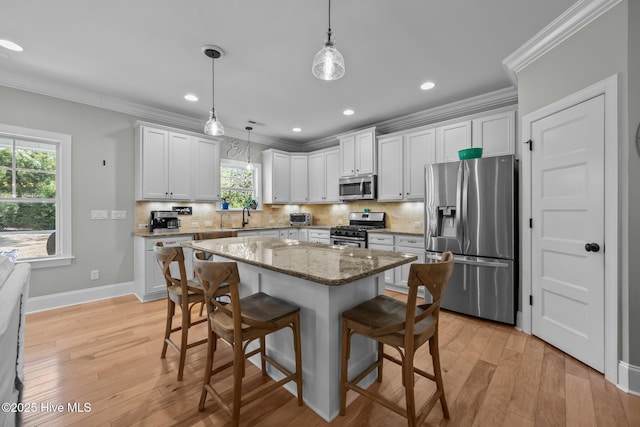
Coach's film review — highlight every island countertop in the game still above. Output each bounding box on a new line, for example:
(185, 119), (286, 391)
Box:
(184, 236), (417, 286)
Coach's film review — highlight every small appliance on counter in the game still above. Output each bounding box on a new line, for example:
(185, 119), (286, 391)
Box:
(330, 212), (386, 248)
(149, 210), (180, 232)
(289, 213), (312, 226)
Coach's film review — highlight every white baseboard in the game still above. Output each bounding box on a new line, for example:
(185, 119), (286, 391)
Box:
(618, 361), (640, 396)
(26, 281), (134, 314)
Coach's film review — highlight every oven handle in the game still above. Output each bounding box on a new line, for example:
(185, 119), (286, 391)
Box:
(330, 235), (366, 242)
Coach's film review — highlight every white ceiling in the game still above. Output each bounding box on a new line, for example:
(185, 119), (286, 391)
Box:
(0, 0), (576, 147)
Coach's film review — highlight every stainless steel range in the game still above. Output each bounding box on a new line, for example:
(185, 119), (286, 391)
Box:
(330, 212), (386, 248)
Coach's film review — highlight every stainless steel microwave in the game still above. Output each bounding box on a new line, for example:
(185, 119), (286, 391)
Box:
(339, 175), (377, 201)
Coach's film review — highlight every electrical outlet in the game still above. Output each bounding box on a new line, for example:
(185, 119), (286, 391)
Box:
(191, 222), (200, 228)
(412, 221), (423, 227)
(90, 270), (99, 280)
(204, 221), (213, 227)
(138, 224), (148, 229)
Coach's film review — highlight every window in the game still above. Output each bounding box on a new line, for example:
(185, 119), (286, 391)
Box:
(0, 124), (72, 267)
(220, 159), (261, 209)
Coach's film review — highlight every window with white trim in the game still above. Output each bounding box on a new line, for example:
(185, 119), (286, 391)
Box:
(0, 124), (72, 267)
(219, 159), (261, 210)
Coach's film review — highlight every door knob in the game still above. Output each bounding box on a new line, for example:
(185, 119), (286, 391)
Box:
(585, 243), (600, 252)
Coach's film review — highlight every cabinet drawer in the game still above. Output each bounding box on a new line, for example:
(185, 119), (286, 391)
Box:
(395, 235), (424, 248)
(144, 235), (193, 250)
(368, 233), (394, 246)
(309, 230), (330, 239)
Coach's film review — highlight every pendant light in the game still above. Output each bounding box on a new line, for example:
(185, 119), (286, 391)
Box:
(312, 0), (345, 81)
(202, 45), (225, 136)
(245, 126), (255, 170)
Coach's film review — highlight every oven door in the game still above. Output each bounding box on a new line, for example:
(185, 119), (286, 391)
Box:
(330, 237), (366, 248)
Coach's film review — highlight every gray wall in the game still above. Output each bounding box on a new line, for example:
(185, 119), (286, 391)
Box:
(0, 85), (138, 297)
(517, 2), (638, 365)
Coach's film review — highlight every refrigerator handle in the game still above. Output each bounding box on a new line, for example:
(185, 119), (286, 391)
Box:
(455, 162), (465, 249)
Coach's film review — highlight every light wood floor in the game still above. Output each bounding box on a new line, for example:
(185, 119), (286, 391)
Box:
(22, 292), (640, 426)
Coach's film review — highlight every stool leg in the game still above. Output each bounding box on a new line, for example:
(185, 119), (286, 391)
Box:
(260, 336), (267, 375)
(404, 349), (417, 427)
(431, 333), (449, 418)
(161, 298), (175, 359)
(199, 327), (216, 411)
(377, 341), (384, 382)
(292, 314), (303, 406)
(339, 319), (350, 416)
(232, 341), (244, 427)
(177, 303), (190, 381)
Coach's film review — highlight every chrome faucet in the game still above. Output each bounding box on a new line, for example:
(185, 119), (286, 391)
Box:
(242, 207), (250, 228)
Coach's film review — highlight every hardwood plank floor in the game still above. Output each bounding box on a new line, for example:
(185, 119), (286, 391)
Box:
(20, 292), (640, 426)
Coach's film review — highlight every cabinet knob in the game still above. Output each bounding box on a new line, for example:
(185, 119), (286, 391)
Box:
(399, 193), (402, 196)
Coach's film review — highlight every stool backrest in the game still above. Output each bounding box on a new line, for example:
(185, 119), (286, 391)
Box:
(194, 231), (237, 240)
(153, 243), (188, 291)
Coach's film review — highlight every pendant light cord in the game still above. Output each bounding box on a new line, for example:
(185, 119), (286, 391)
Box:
(211, 57), (215, 112)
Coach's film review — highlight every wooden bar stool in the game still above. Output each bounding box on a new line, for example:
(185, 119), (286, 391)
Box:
(193, 255), (303, 427)
(339, 251), (454, 427)
(153, 243), (226, 381)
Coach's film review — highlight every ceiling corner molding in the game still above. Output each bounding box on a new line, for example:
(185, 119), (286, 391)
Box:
(503, 0), (622, 87)
(373, 87), (518, 135)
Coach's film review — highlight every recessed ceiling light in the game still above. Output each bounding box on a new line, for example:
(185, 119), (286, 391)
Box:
(292, 127), (302, 132)
(420, 81), (435, 90)
(343, 109), (354, 116)
(184, 94), (198, 102)
(0, 39), (23, 52)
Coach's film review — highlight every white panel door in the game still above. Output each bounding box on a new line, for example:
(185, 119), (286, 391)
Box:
(141, 127), (168, 199)
(404, 129), (436, 200)
(193, 138), (220, 201)
(339, 135), (356, 177)
(324, 149), (340, 202)
(290, 155), (309, 203)
(308, 152), (325, 202)
(531, 94), (605, 372)
(436, 120), (471, 162)
(355, 131), (375, 175)
(377, 136), (403, 201)
(167, 133), (193, 200)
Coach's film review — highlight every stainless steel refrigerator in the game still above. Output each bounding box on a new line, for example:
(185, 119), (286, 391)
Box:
(424, 154), (516, 324)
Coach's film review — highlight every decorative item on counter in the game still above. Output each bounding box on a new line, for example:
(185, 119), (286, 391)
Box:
(248, 199), (258, 210)
(221, 197), (229, 210)
(363, 208), (370, 213)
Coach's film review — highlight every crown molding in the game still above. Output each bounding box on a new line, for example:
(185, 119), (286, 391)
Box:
(0, 69), (300, 151)
(503, 0), (623, 86)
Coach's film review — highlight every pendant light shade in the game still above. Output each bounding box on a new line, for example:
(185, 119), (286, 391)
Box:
(245, 126), (255, 171)
(203, 46), (225, 136)
(312, 0), (345, 81)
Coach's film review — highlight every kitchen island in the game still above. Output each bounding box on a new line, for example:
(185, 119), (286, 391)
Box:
(184, 236), (417, 421)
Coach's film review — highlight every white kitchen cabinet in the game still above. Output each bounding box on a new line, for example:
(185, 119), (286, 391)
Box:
(134, 235), (194, 302)
(262, 149), (291, 204)
(472, 110), (516, 157)
(377, 128), (435, 201)
(261, 230), (280, 238)
(287, 228), (300, 240)
(368, 233), (395, 287)
(377, 136), (404, 201)
(135, 126), (194, 200)
(290, 154), (309, 203)
(308, 229), (330, 244)
(436, 120), (472, 163)
(339, 127), (377, 177)
(193, 137), (220, 201)
(394, 235), (425, 290)
(298, 228), (309, 241)
(308, 148), (340, 203)
(404, 129), (436, 200)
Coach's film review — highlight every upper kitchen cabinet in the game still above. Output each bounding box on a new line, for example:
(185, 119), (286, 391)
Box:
(308, 147), (340, 203)
(339, 127), (377, 177)
(472, 109), (516, 157)
(377, 128), (436, 201)
(435, 120), (472, 163)
(290, 154), (309, 203)
(193, 137), (220, 201)
(262, 149), (291, 204)
(135, 125), (193, 200)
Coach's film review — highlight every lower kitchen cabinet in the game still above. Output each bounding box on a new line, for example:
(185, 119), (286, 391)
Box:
(134, 235), (194, 302)
(368, 233), (426, 298)
(308, 229), (330, 244)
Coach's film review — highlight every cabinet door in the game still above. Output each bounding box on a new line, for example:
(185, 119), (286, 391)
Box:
(395, 247), (425, 288)
(146, 250), (167, 294)
(141, 127), (169, 199)
(193, 138), (220, 201)
(355, 131), (376, 175)
(324, 149), (340, 202)
(368, 243), (396, 286)
(404, 129), (436, 200)
(287, 229), (300, 240)
(436, 120), (472, 163)
(167, 133), (193, 200)
(339, 135), (356, 177)
(377, 136), (404, 201)
(272, 152), (291, 202)
(472, 110), (515, 157)
(290, 155), (309, 203)
(308, 152), (326, 202)
(298, 228), (308, 241)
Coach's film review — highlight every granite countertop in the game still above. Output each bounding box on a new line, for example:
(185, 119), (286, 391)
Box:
(133, 225), (331, 238)
(184, 236), (417, 286)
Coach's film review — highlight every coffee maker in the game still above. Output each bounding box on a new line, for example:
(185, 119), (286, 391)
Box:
(149, 211), (180, 232)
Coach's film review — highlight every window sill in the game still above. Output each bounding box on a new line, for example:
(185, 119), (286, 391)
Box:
(18, 256), (74, 269)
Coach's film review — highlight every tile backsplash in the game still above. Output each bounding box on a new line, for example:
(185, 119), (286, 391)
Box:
(136, 200), (425, 232)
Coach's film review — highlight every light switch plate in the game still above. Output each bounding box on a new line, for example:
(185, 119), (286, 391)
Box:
(91, 210), (108, 220)
(111, 210), (127, 220)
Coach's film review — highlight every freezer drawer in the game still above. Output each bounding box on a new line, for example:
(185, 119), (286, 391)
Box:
(426, 252), (516, 324)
